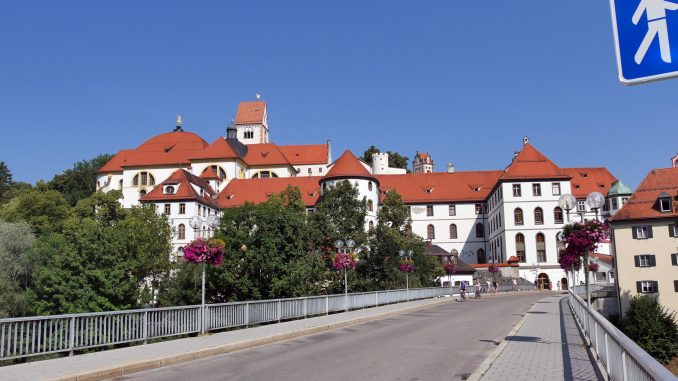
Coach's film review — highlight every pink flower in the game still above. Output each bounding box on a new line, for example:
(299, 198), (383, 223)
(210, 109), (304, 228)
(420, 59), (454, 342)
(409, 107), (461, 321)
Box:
(332, 253), (357, 270)
(182, 238), (225, 266)
(399, 259), (415, 273)
(443, 264), (456, 275)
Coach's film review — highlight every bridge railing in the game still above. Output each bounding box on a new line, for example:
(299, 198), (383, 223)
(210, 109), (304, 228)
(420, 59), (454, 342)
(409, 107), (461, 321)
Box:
(0, 287), (454, 361)
(567, 290), (677, 381)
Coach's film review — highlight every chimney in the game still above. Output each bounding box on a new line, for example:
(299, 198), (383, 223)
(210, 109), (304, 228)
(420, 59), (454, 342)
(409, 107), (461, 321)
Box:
(447, 163), (455, 174)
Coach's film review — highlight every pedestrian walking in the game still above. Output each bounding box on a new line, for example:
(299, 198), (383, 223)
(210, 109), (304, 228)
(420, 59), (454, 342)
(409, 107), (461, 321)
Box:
(511, 278), (518, 291)
(486, 279), (492, 293)
(534, 280), (538, 291)
(459, 281), (467, 301)
(556, 281), (560, 291)
(474, 280), (481, 299)
(492, 280), (498, 293)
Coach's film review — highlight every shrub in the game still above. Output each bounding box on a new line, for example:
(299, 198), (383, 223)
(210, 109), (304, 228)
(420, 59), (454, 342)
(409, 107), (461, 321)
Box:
(620, 295), (678, 364)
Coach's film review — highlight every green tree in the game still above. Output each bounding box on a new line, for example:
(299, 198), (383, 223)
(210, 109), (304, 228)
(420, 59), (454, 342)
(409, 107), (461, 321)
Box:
(0, 183), (70, 235)
(48, 154), (113, 206)
(0, 221), (36, 317)
(0, 161), (14, 202)
(620, 295), (678, 364)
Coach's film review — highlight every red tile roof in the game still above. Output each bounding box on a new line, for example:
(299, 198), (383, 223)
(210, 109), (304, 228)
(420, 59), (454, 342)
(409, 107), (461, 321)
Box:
(140, 169), (220, 209)
(500, 143), (569, 181)
(610, 167), (678, 222)
(98, 149), (135, 173)
(200, 166), (220, 180)
(189, 137), (241, 161)
(217, 177), (322, 207)
(235, 101), (266, 125)
(376, 171), (503, 203)
(99, 131), (209, 171)
(562, 168), (617, 198)
(279, 144), (329, 165)
(324, 150), (375, 181)
(244, 144), (292, 166)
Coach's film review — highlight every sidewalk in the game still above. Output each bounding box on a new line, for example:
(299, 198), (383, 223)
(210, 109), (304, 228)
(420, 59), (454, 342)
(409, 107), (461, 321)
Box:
(471, 295), (604, 381)
(0, 296), (455, 381)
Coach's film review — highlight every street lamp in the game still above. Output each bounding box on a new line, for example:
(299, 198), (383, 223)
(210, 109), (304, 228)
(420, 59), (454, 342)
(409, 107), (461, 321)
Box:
(189, 215), (207, 334)
(584, 192), (605, 311)
(206, 214), (219, 238)
(399, 249), (414, 299)
(558, 194), (577, 290)
(334, 239), (356, 311)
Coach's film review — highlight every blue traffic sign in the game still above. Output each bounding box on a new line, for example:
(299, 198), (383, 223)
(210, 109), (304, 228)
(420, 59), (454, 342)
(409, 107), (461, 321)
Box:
(610, 0), (678, 84)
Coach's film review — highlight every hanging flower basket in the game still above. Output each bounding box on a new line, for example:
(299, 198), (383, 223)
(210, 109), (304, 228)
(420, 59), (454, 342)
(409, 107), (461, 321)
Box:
(333, 252), (357, 270)
(399, 259), (415, 273)
(588, 263), (599, 272)
(443, 263), (456, 275)
(182, 238), (225, 266)
(488, 264), (499, 273)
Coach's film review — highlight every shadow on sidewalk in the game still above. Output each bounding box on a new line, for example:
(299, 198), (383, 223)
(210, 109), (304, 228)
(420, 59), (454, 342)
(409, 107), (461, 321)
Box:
(559, 297), (605, 381)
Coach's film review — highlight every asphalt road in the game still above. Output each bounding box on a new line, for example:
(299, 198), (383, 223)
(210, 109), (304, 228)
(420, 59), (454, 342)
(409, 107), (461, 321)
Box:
(110, 292), (549, 381)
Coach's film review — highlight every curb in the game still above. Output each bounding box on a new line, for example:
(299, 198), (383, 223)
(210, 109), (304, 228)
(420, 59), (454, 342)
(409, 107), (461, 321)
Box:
(49, 297), (456, 381)
(465, 296), (540, 381)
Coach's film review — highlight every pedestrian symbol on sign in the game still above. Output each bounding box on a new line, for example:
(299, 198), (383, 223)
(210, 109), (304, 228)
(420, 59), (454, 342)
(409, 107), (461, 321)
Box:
(633, 0), (678, 64)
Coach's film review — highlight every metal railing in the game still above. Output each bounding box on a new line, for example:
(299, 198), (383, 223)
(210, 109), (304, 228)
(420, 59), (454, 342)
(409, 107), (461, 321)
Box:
(567, 290), (677, 381)
(0, 287), (453, 361)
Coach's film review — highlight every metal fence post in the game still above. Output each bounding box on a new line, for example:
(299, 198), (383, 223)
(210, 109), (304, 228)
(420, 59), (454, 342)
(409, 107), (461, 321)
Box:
(375, 291), (378, 307)
(303, 298), (308, 319)
(245, 302), (250, 328)
(68, 317), (75, 357)
(325, 296), (329, 315)
(621, 350), (628, 381)
(277, 300), (282, 323)
(143, 310), (148, 344)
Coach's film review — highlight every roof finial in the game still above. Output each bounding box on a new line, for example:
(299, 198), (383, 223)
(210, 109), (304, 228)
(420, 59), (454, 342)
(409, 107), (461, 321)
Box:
(523, 136), (529, 145)
(255, 93), (261, 100)
(174, 114), (183, 132)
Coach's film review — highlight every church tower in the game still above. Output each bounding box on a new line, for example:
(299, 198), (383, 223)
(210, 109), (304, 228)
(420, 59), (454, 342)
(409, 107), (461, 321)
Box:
(234, 97), (269, 144)
(413, 151), (434, 173)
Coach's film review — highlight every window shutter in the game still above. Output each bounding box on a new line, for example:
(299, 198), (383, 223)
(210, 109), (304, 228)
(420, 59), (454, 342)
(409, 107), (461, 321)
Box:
(636, 281), (642, 293)
(672, 254), (678, 266)
(632, 227), (638, 239)
(652, 281), (659, 292)
(634, 256), (640, 267)
(647, 226), (653, 238)
(670, 224), (676, 237)
(674, 280), (678, 292)
(650, 255), (656, 267)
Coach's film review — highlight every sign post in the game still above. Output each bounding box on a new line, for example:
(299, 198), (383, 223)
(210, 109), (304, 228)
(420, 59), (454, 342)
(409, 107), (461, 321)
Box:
(609, 0), (678, 84)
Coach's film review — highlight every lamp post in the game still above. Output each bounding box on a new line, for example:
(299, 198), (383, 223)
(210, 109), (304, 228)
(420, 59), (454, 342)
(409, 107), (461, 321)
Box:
(188, 215), (206, 334)
(584, 192), (605, 310)
(206, 214), (219, 238)
(558, 194), (577, 290)
(334, 239), (356, 311)
(399, 249), (414, 299)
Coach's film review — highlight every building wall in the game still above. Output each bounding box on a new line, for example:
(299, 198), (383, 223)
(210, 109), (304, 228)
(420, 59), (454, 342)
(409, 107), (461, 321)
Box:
(612, 220), (678, 316)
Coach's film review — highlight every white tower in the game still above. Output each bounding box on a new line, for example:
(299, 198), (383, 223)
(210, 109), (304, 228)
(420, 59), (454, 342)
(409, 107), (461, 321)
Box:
(371, 152), (390, 175)
(413, 151), (434, 173)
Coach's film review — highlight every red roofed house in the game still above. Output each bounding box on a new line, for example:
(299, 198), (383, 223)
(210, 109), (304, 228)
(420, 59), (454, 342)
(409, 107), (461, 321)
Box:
(609, 166), (678, 317)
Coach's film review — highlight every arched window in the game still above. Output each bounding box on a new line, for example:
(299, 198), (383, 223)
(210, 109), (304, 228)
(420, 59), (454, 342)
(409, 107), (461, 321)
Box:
(178, 224), (186, 240)
(427, 224), (435, 240)
(475, 223), (484, 238)
(477, 248), (486, 264)
(536, 233), (546, 262)
(514, 208), (524, 225)
(449, 224), (458, 239)
(202, 165), (227, 180)
(139, 189), (147, 197)
(368, 220), (374, 230)
(133, 172), (155, 186)
(554, 207), (564, 224)
(534, 207), (544, 225)
(515, 233), (526, 262)
(368, 199), (374, 212)
(252, 171), (278, 179)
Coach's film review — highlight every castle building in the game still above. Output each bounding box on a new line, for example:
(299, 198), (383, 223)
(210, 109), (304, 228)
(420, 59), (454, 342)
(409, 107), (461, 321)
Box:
(98, 99), (620, 285)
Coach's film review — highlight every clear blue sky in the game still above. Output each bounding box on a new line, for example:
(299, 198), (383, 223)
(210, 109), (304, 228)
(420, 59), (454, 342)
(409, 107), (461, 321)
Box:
(2, 1), (677, 189)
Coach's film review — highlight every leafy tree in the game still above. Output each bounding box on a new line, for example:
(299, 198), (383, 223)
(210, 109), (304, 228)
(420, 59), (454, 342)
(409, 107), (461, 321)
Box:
(360, 146), (409, 170)
(48, 154), (113, 206)
(0, 183), (70, 235)
(620, 295), (678, 364)
(0, 161), (14, 202)
(2, 181), (33, 203)
(0, 221), (35, 317)
(31, 191), (172, 314)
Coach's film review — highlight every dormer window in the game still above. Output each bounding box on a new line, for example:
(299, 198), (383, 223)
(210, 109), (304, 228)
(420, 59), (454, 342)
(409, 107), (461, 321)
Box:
(164, 185), (176, 195)
(658, 193), (672, 212)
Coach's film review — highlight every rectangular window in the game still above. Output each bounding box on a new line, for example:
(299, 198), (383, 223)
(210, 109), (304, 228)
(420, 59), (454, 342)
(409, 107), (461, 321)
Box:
(164, 204), (171, 215)
(622, 197), (629, 205)
(475, 204), (482, 215)
(675, 280), (678, 292)
(449, 204), (456, 216)
(319, 167), (323, 173)
(577, 200), (586, 212)
(603, 200), (610, 212)
(426, 205), (434, 216)
(179, 203), (186, 214)
(512, 184), (521, 197)
(552, 183), (561, 196)
(634, 254), (656, 267)
(659, 198), (672, 212)
(141, 172), (148, 186)
(632, 226), (652, 239)
(537, 250), (546, 262)
(671, 253), (677, 266)
(637, 281), (658, 293)
(532, 183), (541, 196)
(669, 224), (677, 237)
(612, 198), (618, 210)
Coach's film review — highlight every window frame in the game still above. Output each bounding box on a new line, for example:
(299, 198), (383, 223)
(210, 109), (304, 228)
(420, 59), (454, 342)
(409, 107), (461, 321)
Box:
(512, 184), (522, 197)
(179, 203), (186, 214)
(427, 224), (435, 240)
(448, 204), (456, 216)
(534, 207), (544, 225)
(515, 233), (526, 263)
(164, 204), (171, 215)
(449, 224), (458, 239)
(659, 197), (672, 212)
(634, 254), (656, 267)
(514, 208), (524, 226)
(554, 207), (564, 224)
(426, 205), (434, 217)
(551, 183), (561, 196)
(532, 183), (541, 196)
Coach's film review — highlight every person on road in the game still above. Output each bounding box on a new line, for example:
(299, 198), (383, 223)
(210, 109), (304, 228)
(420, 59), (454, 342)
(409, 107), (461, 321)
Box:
(492, 280), (498, 293)
(475, 280), (481, 299)
(459, 281), (467, 301)
(511, 278), (518, 291)
(486, 279), (492, 293)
